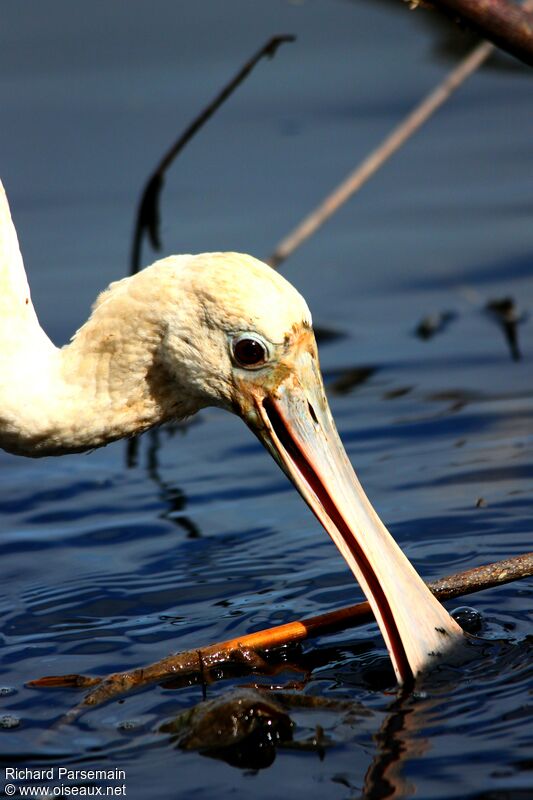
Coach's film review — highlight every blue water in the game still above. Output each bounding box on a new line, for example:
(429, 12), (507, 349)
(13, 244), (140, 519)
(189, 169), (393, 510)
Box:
(0, 2), (532, 798)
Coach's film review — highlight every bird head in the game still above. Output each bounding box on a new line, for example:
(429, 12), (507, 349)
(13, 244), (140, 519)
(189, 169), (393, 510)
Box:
(156, 252), (462, 683)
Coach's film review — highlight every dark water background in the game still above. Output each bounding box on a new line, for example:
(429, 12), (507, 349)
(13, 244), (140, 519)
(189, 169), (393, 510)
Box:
(0, 1), (532, 798)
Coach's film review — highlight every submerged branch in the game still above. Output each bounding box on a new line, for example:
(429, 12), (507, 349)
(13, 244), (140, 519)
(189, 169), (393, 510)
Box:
(29, 552), (533, 720)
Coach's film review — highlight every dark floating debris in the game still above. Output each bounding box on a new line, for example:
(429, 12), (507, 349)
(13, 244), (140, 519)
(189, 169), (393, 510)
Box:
(485, 296), (526, 362)
(451, 606), (485, 635)
(329, 365), (376, 395)
(383, 386), (413, 400)
(159, 689), (361, 768)
(475, 497), (487, 508)
(415, 311), (457, 340)
(424, 389), (473, 414)
(0, 714), (20, 729)
(160, 688), (293, 769)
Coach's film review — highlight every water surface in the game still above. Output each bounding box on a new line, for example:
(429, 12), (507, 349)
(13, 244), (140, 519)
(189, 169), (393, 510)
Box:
(0, 2), (532, 798)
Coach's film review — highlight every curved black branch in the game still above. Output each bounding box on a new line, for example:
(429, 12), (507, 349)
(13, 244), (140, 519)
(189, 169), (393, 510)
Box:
(130, 34), (295, 275)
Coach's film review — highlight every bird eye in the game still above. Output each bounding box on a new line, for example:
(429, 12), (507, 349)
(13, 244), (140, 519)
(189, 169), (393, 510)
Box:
(232, 335), (269, 368)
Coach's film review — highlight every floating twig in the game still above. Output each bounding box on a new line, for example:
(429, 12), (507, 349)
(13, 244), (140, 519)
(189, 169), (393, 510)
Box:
(415, 311), (457, 341)
(29, 552), (533, 721)
(130, 34), (295, 275)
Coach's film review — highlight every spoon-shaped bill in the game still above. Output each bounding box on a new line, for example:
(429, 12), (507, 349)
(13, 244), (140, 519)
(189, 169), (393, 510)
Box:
(252, 352), (463, 683)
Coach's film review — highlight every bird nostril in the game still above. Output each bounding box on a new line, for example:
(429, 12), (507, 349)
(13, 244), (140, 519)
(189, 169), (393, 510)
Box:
(307, 401), (318, 425)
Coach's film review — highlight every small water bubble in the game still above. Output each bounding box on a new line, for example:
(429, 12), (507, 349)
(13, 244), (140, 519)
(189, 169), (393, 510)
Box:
(0, 714), (20, 729)
(452, 606), (484, 634)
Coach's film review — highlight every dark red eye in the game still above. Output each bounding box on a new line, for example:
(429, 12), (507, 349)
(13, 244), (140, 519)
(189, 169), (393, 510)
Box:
(232, 336), (268, 368)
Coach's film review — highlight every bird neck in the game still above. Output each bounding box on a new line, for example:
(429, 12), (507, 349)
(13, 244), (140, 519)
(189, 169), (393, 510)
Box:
(0, 182), (197, 457)
(59, 321), (175, 453)
(0, 182), (55, 353)
(2, 276), (197, 457)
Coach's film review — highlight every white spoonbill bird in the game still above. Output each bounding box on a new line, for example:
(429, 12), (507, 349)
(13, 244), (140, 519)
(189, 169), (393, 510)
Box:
(0, 180), (463, 684)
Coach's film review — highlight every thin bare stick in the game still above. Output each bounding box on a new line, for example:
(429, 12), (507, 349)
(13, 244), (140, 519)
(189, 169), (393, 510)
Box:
(268, 38), (494, 268)
(425, 0), (533, 67)
(130, 34), (295, 276)
(29, 552), (533, 720)
(269, 0), (533, 268)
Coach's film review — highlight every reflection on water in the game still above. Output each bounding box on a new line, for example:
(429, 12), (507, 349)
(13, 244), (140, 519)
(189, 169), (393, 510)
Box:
(0, 1), (532, 799)
(143, 428), (202, 540)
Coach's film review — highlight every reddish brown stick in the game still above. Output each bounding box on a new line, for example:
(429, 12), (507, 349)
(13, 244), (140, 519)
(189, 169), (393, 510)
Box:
(29, 552), (533, 720)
